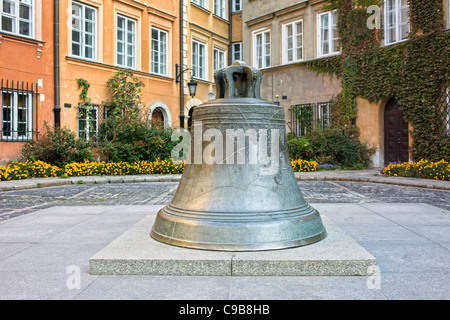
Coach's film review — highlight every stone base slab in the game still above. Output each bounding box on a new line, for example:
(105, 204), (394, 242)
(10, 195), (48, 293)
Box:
(89, 213), (377, 276)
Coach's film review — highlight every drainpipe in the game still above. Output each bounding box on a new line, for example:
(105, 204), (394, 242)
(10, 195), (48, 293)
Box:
(179, 0), (185, 129)
(228, 0), (232, 65)
(53, 0), (61, 128)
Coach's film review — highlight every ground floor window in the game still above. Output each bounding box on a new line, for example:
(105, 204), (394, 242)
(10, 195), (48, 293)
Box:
(1, 89), (33, 141)
(289, 102), (332, 137)
(78, 105), (98, 140)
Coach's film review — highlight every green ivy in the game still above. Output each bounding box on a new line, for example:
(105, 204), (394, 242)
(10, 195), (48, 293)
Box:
(300, 0), (450, 161)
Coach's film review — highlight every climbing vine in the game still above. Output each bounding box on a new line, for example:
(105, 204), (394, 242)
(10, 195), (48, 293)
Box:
(76, 77), (93, 118)
(300, 0), (450, 161)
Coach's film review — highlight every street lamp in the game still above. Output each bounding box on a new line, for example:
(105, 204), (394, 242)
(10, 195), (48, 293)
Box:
(187, 77), (197, 98)
(176, 64), (198, 128)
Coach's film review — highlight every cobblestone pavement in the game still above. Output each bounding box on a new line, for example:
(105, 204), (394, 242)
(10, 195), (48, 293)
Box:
(0, 180), (448, 222)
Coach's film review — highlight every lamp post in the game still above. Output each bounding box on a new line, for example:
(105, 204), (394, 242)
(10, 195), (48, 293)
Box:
(187, 77), (198, 98)
(176, 64), (197, 128)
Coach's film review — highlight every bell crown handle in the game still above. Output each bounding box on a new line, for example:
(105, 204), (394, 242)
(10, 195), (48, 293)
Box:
(214, 61), (262, 99)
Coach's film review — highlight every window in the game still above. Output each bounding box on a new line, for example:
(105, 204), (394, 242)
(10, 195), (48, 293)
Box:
(78, 105), (98, 141)
(283, 20), (303, 63)
(117, 15), (136, 69)
(72, 2), (97, 60)
(192, 0), (207, 9)
(213, 48), (225, 71)
(232, 0), (241, 12)
(253, 29), (271, 69)
(214, 0), (226, 19)
(0, 0), (33, 37)
(290, 102), (331, 137)
(384, 0), (410, 45)
(1, 90), (33, 141)
(192, 40), (207, 80)
(317, 11), (339, 57)
(232, 42), (242, 62)
(152, 27), (168, 76)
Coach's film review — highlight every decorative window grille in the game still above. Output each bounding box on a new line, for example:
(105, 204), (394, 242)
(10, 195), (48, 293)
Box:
(289, 102), (332, 137)
(1, 79), (39, 142)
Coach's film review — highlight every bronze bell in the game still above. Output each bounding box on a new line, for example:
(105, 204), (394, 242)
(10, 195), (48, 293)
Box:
(150, 61), (326, 251)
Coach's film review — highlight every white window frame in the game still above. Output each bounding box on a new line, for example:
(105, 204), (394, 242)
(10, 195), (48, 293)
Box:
(384, 0), (410, 46)
(253, 29), (271, 69)
(71, 1), (97, 61)
(151, 27), (168, 76)
(117, 15), (136, 69)
(192, 0), (207, 10)
(214, 0), (227, 19)
(192, 39), (207, 81)
(1, 90), (33, 141)
(232, 42), (242, 62)
(317, 10), (339, 58)
(232, 0), (241, 12)
(78, 105), (98, 141)
(282, 19), (303, 64)
(0, 0), (34, 38)
(213, 48), (226, 71)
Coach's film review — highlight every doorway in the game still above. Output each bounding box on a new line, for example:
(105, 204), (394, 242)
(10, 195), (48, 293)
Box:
(384, 97), (409, 164)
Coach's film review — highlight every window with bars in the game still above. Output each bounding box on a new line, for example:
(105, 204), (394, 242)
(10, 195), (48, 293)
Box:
(117, 15), (136, 69)
(78, 105), (98, 141)
(0, 0), (33, 38)
(1, 80), (38, 142)
(72, 1), (96, 60)
(152, 27), (168, 76)
(436, 83), (450, 136)
(289, 102), (332, 137)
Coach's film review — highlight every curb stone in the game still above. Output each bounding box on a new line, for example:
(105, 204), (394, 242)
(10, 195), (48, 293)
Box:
(0, 170), (449, 191)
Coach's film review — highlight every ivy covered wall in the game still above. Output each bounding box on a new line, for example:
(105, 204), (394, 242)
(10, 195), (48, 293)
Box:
(300, 0), (450, 161)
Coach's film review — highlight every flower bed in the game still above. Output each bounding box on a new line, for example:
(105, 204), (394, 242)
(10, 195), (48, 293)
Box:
(1, 159), (323, 181)
(382, 159), (450, 181)
(291, 159), (319, 172)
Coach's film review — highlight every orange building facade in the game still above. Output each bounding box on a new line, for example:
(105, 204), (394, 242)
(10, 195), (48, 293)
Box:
(0, 0), (55, 165)
(0, 0), (244, 163)
(59, 0), (181, 137)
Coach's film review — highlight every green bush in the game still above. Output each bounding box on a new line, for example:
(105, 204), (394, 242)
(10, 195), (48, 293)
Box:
(96, 118), (177, 163)
(287, 128), (374, 169)
(20, 124), (92, 167)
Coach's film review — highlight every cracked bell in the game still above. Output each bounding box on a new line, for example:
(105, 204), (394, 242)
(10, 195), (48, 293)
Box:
(150, 61), (327, 251)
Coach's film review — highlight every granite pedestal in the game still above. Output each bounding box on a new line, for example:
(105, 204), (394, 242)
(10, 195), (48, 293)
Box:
(89, 212), (377, 276)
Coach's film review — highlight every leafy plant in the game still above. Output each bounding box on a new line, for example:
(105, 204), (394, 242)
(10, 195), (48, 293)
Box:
(20, 124), (92, 167)
(300, 0), (450, 162)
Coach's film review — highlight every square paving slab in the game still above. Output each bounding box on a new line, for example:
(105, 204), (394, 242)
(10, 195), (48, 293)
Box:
(89, 212), (377, 276)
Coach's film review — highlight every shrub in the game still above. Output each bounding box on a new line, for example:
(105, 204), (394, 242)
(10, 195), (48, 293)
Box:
(288, 128), (375, 169)
(20, 124), (92, 167)
(96, 118), (177, 163)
